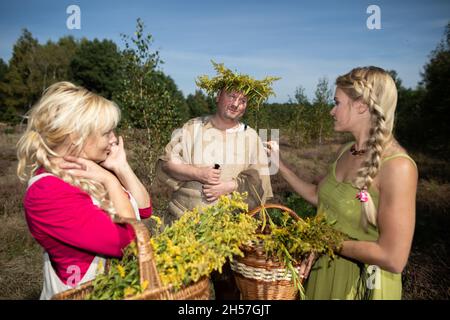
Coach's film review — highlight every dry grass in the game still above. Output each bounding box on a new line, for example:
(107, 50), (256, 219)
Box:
(0, 128), (42, 299)
(0, 213), (42, 299)
(0, 125), (448, 300)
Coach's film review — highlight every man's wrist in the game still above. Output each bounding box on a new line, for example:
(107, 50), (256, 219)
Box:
(229, 179), (238, 193)
(193, 166), (203, 183)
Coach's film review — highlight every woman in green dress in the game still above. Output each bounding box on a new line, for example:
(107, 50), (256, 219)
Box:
(266, 66), (417, 299)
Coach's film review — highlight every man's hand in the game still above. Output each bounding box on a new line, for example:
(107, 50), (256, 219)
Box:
(202, 180), (237, 202)
(197, 167), (221, 185)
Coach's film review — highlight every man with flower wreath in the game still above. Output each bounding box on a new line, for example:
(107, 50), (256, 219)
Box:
(156, 61), (279, 222)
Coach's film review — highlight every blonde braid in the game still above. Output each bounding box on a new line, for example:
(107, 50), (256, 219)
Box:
(336, 67), (397, 231)
(354, 88), (391, 230)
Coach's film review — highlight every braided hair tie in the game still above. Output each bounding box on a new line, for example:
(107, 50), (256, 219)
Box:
(356, 188), (369, 202)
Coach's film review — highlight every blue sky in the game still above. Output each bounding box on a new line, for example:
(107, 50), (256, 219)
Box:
(0, 0), (449, 102)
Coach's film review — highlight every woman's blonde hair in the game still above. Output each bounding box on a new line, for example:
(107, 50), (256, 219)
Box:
(336, 67), (398, 231)
(17, 81), (121, 215)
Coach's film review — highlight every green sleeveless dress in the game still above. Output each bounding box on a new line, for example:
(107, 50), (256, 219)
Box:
(305, 142), (416, 300)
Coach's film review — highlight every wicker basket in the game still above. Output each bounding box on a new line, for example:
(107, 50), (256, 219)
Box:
(52, 218), (211, 300)
(230, 204), (310, 300)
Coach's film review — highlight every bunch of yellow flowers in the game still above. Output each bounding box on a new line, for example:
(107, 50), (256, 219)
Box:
(152, 192), (258, 289)
(87, 192), (259, 299)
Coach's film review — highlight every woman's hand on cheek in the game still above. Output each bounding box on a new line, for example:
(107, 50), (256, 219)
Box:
(60, 155), (116, 185)
(100, 136), (128, 173)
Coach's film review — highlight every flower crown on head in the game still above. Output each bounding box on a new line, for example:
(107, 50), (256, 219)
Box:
(195, 60), (280, 109)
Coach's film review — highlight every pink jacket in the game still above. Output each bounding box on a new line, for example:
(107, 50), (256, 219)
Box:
(24, 169), (152, 285)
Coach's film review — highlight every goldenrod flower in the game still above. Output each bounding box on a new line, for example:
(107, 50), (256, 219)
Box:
(124, 287), (135, 297)
(117, 265), (125, 278)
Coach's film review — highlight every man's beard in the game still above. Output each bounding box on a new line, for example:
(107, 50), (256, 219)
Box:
(224, 106), (244, 121)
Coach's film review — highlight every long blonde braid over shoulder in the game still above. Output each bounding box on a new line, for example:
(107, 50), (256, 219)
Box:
(336, 67), (398, 231)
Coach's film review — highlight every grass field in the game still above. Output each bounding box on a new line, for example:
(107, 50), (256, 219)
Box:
(0, 125), (448, 300)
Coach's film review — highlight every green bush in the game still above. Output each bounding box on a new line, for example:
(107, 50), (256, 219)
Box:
(285, 192), (316, 219)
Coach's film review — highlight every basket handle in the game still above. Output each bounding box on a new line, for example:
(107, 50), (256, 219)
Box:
(248, 204), (302, 222)
(114, 217), (162, 291)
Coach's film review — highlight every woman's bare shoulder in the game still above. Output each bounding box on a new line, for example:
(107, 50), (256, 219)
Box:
(380, 140), (417, 180)
(383, 139), (409, 158)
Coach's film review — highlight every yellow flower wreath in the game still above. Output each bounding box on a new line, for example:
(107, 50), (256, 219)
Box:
(196, 61), (281, 109)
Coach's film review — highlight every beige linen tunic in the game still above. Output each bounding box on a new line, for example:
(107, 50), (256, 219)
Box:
(156, 116), (273, 220)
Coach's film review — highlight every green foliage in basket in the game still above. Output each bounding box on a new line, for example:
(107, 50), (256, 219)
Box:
(151, 192), (259, 290)
(87, 241), (146, 300)
(257, 208), (347, 298)
(86, 192), (259, 299)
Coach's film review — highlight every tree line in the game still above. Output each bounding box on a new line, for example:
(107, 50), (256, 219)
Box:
(0, 19), (448, 159)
